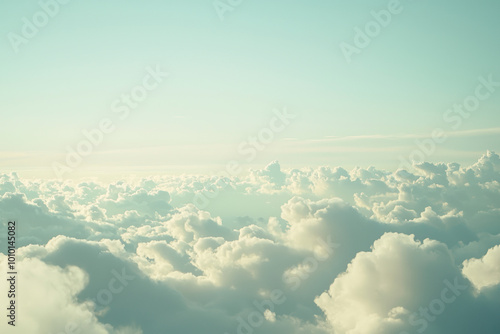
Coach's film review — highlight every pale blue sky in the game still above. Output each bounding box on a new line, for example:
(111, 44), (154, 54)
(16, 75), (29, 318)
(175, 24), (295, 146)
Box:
(1, 0), (499, 177)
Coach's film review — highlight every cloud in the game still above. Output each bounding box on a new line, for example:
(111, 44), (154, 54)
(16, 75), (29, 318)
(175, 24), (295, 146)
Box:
(1, 152), (500, 333)
(463, 244), (500, 290)
(0, 255), (132, 334)
(315, 232), (468, 334)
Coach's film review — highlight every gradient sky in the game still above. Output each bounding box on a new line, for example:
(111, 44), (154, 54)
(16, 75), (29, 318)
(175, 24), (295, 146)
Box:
(1, 0), (499, 178)
(2, 4), (500, 333)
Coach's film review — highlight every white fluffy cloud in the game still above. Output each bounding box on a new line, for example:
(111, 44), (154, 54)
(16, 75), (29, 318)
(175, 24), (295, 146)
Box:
(0, 255), (137, 334)
(315, 233), (467, 334)
(462, 244), (500, 290)
(0, 152), (499, 333)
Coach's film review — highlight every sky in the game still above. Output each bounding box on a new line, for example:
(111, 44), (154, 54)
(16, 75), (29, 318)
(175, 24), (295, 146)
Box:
(1, 0), (500, 178)
(1, 2), (500, 334)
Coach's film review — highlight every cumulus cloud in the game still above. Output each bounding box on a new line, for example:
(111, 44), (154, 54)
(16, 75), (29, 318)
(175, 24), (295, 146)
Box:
(0, 152), (499, 333)
(315, 233), (468, 334)
(463, 244), (500, 290)
(0, 255), (135, 334)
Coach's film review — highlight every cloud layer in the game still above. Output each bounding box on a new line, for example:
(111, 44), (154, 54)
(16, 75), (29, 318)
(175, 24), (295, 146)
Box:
(1, 152), (500, 333)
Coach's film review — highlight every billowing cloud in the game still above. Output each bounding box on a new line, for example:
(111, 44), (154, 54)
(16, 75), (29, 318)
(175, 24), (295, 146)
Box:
(315, 233), (468, 334)
(0, 152), (499, 333)
(463, 244), (500, 290)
